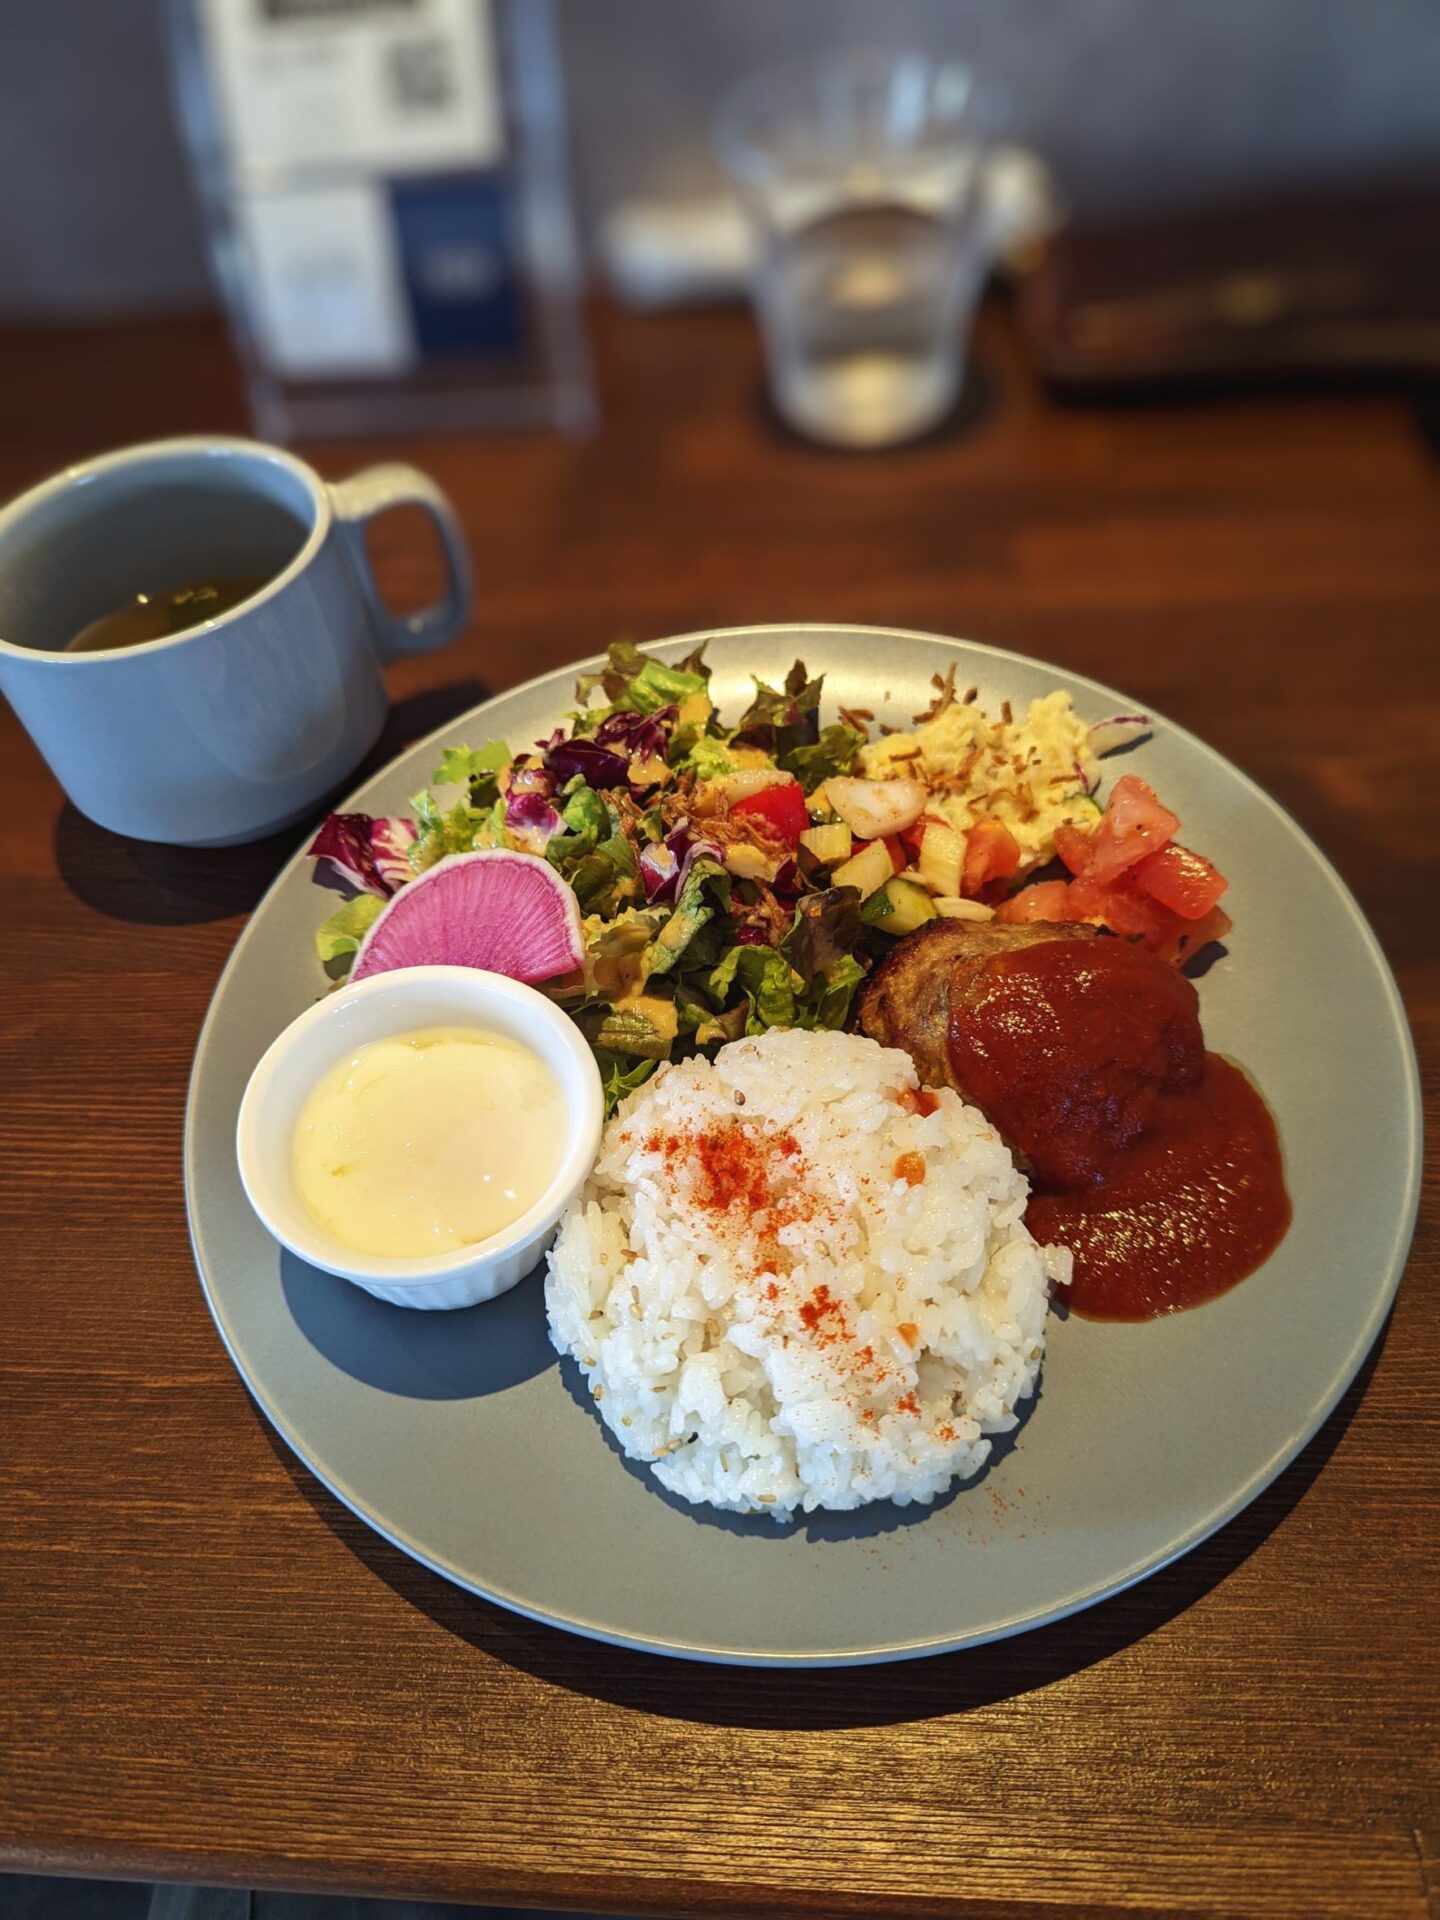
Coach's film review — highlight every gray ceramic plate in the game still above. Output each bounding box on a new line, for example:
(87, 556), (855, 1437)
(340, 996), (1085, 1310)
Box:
(185, 626), (1421, 1666)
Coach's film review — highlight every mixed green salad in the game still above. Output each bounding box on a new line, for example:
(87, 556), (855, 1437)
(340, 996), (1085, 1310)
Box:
(308, 642), (1230, 1112)
(309, 643), (881, 1110)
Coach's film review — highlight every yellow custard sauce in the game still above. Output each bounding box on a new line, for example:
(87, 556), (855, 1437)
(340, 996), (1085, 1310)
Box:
(292, 1026), (565, 1260)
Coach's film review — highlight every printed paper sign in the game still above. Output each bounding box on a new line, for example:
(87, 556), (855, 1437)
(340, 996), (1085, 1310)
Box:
(199, 0), (504, 180)
(236, 182), (416, 376)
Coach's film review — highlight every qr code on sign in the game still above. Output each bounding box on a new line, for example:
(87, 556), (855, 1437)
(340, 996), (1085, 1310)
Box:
(386, 35), (453, 112)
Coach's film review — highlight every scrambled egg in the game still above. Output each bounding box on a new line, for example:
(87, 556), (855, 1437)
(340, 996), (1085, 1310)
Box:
(859, 689), (1101, 870)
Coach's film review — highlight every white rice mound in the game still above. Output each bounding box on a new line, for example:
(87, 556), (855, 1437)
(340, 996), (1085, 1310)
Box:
(544, 1029), (1071, 1521)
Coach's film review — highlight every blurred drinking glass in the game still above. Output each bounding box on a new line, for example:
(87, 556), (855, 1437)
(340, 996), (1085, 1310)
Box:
(718, 51), (993, 449)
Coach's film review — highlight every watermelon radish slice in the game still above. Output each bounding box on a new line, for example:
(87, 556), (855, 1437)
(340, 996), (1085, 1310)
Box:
(351, 849), (584, 986)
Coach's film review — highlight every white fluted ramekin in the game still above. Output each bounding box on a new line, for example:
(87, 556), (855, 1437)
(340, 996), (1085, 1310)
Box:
(236, 965), (602, 1309)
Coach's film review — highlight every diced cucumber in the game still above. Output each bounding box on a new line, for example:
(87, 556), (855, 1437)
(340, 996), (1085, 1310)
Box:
(832, 837), (895, 900)
(862, 877), (939, 934)
(798, 822), (853, 867)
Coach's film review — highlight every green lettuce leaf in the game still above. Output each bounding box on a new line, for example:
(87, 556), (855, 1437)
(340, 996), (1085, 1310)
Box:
(665, 715), (705, 769)
(571, 844), (637, 917)
(574, 639), (645, 708)
(708, 944), (800, 1033)
(599, 821), (637, 876)
(545, 786), (638, 917)
(584, 996), (678, 1060)
(432, 740), (511, 806)
(681, 918), (729, 975)
(643, 856), (731, 978)
(592, 1049), (659, 1114)
(636, 801), (669, 844)
(672, 978), (718, 1034)
(795, 952), (866, 1031)
(731, 660), (823, 763)
(562, 853), (616, 912)
(575, 640), (710, 715)
(682, 736), (743, 782)
(568, 907), (669, 1015)
(783, 721), (865, 788)
(693, 1001), (748, 1046)
(408, 790), (498, 872)
(706, 944), (745, 1002)
(669, 640), (711, 681)
(783, 886), (864, 982)
(631, 656), (708, 715)
(545, 782), (608, 867)
(314, 893), (384, 979)
(673, 965), (747, 1045)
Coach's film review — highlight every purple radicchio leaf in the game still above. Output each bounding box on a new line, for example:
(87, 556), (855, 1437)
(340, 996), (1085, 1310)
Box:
(542, 706), (678, 794)
(369, 818), (419, 891)
(504, 790), (564, 844)
(772, 857), (802, 901)
(638, 817), (722, 904)
(541, 729), (630, 791)
(307, 812), (417, 897)
(674, 834), (723, 897)
(734, 924), (771, 947)
(591, 705), (675, 761)
(506, 754), (555, 800)
(639, 839), (680, 902)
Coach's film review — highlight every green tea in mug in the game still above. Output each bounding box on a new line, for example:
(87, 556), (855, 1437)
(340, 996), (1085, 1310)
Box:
(66, 575), (269, 653)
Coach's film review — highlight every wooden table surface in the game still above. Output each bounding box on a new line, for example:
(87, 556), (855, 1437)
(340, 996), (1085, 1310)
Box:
(1, 302), (1436, 1920)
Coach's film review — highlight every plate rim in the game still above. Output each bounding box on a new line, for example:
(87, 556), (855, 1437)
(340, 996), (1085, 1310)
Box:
(184, 623), (1424, 1665)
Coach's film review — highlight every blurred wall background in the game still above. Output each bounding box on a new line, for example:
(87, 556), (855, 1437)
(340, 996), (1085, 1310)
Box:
(1, 0), (1437, 319)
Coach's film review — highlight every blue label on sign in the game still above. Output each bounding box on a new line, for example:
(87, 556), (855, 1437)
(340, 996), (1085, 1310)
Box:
(389, 170), (522, 359)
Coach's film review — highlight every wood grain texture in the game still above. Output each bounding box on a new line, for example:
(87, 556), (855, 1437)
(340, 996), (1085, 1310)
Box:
(0, 303), (1436, 1920)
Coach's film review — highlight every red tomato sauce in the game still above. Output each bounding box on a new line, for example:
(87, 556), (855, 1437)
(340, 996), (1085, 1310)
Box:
(947, 939), (1290, 1320)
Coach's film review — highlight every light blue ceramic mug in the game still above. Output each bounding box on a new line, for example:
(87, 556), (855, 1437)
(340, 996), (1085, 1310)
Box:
(0, 436), (472, 846)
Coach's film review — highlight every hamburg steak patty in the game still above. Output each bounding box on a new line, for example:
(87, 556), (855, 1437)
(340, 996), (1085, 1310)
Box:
(858, 920), (1099, 1097)
(857, 919), (1204, 1187)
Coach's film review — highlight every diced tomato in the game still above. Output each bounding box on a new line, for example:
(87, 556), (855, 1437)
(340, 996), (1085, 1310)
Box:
(962, 820), (1022, 896)
(1130, 841), (1228, 920)
(731, 779), (809, 845)
(1151, 905), (1233, 967)
(996, 874), (1232, 966)
(1086, 775), (1180, 885)
(1068, 872), (1177, 944)
(994, 880), (1075, 924)
(1072, 872), (1231, 965)
(1052, 822), (1097, 877)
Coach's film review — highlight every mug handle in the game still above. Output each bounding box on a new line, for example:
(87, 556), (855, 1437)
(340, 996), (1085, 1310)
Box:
(329, 465), (473, 665)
